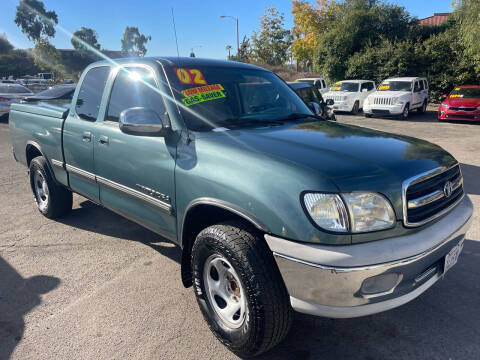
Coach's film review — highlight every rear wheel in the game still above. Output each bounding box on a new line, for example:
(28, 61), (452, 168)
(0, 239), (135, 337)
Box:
(29, 156), (72, 219)
(364, 113), (372, 118)
(191, 221), (292, 357)
(417, 100), (427, 114)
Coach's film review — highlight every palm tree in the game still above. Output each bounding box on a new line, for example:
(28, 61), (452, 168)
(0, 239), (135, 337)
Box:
(226, 45), (232, 59)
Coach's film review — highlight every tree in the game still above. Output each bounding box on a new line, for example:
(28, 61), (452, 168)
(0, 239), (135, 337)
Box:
(14, 0), (58, 42)
(251, 7), (292, 65)
(456, 0), (480, 73)
(226, 45), (232, 59)
(121, 26), (151, 57)
(238, 36), (252, 61)
(0, 34), (14, 54)
(71, 27), (101, 58)
(0, 50), (40, 78)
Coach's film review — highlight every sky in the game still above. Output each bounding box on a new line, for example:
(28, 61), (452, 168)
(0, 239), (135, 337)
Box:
(0, 0), (454, 60)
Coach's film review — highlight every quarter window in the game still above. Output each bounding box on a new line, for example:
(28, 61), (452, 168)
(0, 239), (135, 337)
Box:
(106, 67), (166, 122)
(75, 66), (110, 121)
(321, 80), (326, 88)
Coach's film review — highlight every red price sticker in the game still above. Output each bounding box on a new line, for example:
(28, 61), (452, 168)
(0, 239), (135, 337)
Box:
(174, 68), (207, 85)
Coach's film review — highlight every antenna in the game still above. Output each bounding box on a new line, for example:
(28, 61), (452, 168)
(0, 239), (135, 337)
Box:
(171, 7), (180, 58)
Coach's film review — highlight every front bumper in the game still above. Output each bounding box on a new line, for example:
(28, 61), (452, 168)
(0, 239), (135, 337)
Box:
(266, 196), (473, 318)
(438, 108), (480, 121)
(0, 105), (9, 117)
(363, 103), (404, 116)
(331, 101), (354, 112)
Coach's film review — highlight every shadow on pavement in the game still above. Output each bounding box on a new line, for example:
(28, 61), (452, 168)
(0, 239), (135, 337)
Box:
(0, 114), (8, 123)
(57, 200), (181, 263)
(0, 257), (60, 360)
(258, 238), (480, 360)
(461, 163), (480, 196)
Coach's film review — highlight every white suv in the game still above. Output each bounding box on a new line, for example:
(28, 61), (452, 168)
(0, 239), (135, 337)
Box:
(363, 77), (429, 119)
(295, 77), (328, 95)
(323, 80), (376, 114)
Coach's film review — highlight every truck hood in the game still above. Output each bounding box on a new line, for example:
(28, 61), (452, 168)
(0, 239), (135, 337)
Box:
(444, 97), (480, 108)
(201, 120), (457, 192)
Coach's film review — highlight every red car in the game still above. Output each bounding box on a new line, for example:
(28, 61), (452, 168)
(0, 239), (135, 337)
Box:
(438, 85), (480, 122)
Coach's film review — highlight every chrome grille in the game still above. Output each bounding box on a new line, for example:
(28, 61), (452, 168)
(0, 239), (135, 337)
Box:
(373, 97), (395, 106)
(403, 165), (464, 227)
(326, 95), (345, 102)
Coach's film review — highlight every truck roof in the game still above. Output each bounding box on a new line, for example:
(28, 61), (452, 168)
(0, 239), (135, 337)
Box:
(93, 57), (267, 71)
(336, 79), (374, 83)
(385, 77), (426, 82)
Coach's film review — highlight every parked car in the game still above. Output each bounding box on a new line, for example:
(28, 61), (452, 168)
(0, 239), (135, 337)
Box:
(0, 84), (34, 118)
(9, 58), (472, 357)
(363, 77), (429, 119)
(288, 82), (336, 120)
(323, 80), (376, 114)
(24, 84), (76, 104)
(438, 85), (480, 122)
(295, 77), (328, 95)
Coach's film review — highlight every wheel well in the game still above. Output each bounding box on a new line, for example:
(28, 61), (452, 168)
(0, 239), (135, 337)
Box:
(180, 204), (264, 288)
(26, 145), (42, 167)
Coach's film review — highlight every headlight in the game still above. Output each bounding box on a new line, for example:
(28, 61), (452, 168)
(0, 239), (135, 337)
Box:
(303, 192), (395, 233)
(441, 102), (449, 109)
(476, 105), (480, 111)
(303, 193), (349, 232)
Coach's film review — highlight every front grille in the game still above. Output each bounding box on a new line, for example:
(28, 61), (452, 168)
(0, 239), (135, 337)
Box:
(404, 165), (464, 226)
(372, 109), (390, 114)
(449, 107), (476, 111)
(446, 114), (476, 119)
(326, 95), (345, 102)
(374, 97), (395, 106)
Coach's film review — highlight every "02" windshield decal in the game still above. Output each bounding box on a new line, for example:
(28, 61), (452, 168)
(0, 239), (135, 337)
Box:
(174, 68), (207, 85)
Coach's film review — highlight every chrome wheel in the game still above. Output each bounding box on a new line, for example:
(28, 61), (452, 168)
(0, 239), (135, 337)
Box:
(34, 170), (49, 212)
(203, 254), (247, 329)
(402, 104), (409, 119)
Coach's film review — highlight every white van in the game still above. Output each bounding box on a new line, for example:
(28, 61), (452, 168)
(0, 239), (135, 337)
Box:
(363, 77), (429, 119)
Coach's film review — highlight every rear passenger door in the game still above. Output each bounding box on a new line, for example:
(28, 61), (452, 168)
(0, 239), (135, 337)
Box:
(63, 66), (110, 203)
(93, 65), (178, 240)
(412, 81), (424, 109)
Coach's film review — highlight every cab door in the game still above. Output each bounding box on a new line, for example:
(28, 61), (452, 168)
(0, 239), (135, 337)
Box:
(63, 66), (110, 203)
(93, 65), (178, 240)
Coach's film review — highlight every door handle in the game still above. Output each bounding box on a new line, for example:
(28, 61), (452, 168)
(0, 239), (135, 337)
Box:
(98, 135), (109, 145)
(82, 131), (92, 142)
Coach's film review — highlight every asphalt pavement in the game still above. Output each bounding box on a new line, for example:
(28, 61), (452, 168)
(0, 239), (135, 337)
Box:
(1, 108), (479, 360)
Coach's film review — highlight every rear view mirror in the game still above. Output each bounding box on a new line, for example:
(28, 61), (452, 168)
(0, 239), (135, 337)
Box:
(119, 107), (168, 137)
(325, 99), (334, 106)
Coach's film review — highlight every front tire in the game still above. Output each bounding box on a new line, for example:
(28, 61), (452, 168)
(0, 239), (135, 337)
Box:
(399, 103), (410, 120)
(29, 156), (72, 219)
(364, 113), (372, 118)
(191, 221), (292, 357)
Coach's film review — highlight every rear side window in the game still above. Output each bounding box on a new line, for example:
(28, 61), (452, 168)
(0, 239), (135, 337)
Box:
(75, 66), (110, 121)
(106, 67), (166, 122)
(321, 80), (326, 88)
(423, 80), (428, 90)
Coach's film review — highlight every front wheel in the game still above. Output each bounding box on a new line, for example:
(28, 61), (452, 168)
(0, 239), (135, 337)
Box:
(399, 103), (410, 120)
(191, 221), (292, 357)
(364, 113), (372, 118)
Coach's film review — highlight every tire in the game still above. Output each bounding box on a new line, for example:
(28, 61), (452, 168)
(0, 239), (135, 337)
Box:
(191, 221), (292, 357)
(364, 113), (372, 118)
(29, 156), (72, 219)
(351, 101), (359, 115)
(417, 100), (427, 114)
(399, 103), (409, 120)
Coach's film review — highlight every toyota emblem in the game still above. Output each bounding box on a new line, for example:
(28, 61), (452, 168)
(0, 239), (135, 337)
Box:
(443, 181), (454, 198)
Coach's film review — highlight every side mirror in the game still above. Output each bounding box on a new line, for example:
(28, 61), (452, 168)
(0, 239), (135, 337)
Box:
(325, 99), (334, 106)
(308, 102), (321, 114)
(119, 107), (168, 137)
(441, 94), (447, 100)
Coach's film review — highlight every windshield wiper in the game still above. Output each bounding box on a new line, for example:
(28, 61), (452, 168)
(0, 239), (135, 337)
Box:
(216, 118), (284, 129)
(276, 113), (323, 122)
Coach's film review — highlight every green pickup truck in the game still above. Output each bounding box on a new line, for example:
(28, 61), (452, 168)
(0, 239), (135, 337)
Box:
(9, 58), (473, 357)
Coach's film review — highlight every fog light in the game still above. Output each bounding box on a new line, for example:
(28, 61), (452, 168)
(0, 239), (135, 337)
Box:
(361, 273), (402, 296)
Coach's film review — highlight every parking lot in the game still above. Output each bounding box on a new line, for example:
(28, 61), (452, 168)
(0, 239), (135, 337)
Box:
(1, 108), (479, 360)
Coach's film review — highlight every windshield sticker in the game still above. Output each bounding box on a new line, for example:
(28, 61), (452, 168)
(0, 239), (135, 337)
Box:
(335, 81), (342, 85)
(174, 68), (207, 85)
(181, 83), (224, 97)
(332, 86), (340, 91)
(378, 85), (390, 90)
(182, 89), (226, 106)
(455, 87), (460, 91)
(450, 94), (462, 98)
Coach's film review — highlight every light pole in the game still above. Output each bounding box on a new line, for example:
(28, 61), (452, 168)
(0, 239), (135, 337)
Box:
(220, 15), (239, 58)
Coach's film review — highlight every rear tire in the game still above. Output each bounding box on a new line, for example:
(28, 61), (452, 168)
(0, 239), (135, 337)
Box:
(364, 113), (372, 118)
(29, 156), (72, 219)
(191, 221), (292, 357)
(417, 100), (427, 114)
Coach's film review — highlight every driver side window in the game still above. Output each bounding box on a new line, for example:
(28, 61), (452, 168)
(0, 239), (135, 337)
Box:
(106, 67), (166, 122)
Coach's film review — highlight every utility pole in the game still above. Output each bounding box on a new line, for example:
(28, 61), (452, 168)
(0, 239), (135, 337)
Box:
(220, 15), (239, 57)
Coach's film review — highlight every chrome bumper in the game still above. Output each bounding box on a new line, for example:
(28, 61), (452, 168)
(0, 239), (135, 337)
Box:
(266, 196), (473, 318)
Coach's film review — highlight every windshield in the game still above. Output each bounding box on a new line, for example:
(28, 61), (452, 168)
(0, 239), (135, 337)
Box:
(166, 66), (313, 131)
(449, 87), (480, 99)
(378, 81), (411, 92)
(33, 86), (75, 98)
(331, 82), (359, 92)
(0, 85), (32, 94)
